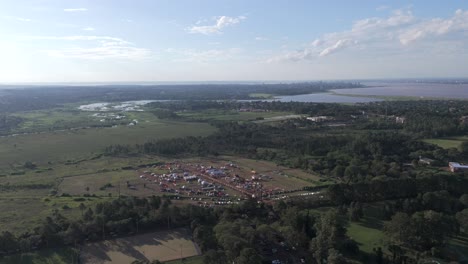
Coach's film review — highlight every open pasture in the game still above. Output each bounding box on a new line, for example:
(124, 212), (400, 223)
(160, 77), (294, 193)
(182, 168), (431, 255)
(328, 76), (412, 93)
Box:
(177, 109), (291, 122)
(0, 118), (215, 168)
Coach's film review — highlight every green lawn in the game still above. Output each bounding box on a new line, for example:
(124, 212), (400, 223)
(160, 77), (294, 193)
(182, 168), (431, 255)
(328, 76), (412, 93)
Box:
(423, 138), (463, 149)
(347, 221), (386, 254)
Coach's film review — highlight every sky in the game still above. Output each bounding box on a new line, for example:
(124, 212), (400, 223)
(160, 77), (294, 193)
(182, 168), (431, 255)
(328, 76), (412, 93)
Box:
(1, 0), (468, 83)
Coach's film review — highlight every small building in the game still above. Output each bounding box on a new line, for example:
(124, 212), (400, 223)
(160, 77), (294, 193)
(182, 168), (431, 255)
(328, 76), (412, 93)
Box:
(460, 116), (468, 124)
(449, 162), (468, 172)
(395, 116), (406, 124)
(307, 116), (332, 122)
(419, 156), (435, 165)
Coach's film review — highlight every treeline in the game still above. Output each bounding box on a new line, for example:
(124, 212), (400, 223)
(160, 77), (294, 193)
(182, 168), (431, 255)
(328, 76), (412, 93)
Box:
(327, 174), (468, 204)
(0, 196), (210, 255)
(0, 195), (361, 263)
(0, 82), (361, 112)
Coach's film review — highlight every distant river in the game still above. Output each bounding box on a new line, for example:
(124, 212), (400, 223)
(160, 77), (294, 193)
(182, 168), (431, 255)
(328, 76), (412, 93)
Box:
(272, 93), (382, 103)
(332, 82), (468, 99)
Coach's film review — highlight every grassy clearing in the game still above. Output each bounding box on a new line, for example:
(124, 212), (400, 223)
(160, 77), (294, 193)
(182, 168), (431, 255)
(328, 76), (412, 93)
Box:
(0, 156), (165, 233)
(0, 197), (50, 234)
(347, 221), (386, 254)
(0, 118), (215, 168)
(423, 138), (463, 149)
(80, 228), (200, 264)
(224, 156), (322, 189)
(248, 93), (274, 99)
(11, 109), (100, 133)
(178, 110), (291, 122)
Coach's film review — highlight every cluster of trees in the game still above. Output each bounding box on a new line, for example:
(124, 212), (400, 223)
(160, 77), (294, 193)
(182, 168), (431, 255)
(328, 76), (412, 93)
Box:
(0, 114), (22, 135)
(384, 211), (457, 251)
(0, 195), (363, 263)
(193, 199), (359, 264)
(0, 196), (205, 255)
(328, 174), (468, 204)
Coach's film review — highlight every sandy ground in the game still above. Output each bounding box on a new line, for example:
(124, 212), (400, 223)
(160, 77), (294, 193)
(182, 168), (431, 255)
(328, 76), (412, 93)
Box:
(80, 228), (200, 264)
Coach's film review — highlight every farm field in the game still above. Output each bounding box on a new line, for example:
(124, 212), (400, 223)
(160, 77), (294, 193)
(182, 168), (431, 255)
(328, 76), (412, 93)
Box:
(80, 228), (200, 264)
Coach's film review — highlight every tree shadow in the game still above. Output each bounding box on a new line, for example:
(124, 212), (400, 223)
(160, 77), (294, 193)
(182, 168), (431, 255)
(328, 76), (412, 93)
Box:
(80, 228), (192, 263)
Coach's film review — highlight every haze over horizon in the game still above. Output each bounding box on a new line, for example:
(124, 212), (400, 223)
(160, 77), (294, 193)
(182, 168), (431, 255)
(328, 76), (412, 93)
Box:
(1, 0), (468, 83)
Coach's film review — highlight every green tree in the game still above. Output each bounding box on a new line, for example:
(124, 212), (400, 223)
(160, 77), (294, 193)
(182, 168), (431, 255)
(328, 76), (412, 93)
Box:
(235, 248), (262, 264)
(309, 210), (347, 264)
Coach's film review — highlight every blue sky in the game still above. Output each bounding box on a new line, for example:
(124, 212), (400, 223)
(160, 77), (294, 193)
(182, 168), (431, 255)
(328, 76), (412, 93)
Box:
(1, 0), (468, 82)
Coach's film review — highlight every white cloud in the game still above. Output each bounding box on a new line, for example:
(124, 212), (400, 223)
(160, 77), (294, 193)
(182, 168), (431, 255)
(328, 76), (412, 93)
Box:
(319, 39), (356, 57)
(28, 35), (150, 60)
(165, 48), (242, 62)
(255, 36), (268, 41)
(45, 46), (150, 60)
(82, 27), (95, 31)
(3, 16), (32, 22)
(188, 16), (246, 35)
(399, 9), (468, 45)
(64, 8), (87, 12)
(268, 8), (468, 62)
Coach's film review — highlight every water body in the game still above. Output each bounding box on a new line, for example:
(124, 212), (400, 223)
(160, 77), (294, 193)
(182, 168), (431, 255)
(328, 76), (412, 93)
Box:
(272, 93), (382, 103)
(333, 82), (468, 99)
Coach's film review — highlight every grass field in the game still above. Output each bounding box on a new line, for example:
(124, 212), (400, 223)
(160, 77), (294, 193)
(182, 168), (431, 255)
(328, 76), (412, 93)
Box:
(11, 109), (102, 133)
(178, 110), (291, 122)
(80, 228), (200, 264)
(347, 221), (386, 254)
(0, 156), (165, 233)
(225, 156), (326, 188)
(0, 116), (215, 168)
(248, 93), (275, 99)
(423, 138), (464, 149)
